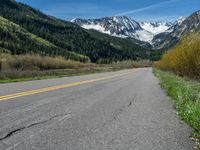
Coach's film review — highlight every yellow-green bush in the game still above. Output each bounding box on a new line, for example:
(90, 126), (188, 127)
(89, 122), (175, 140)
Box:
(155, 32), (200, 79)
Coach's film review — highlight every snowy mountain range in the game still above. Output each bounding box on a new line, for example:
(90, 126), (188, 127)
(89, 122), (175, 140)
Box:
(72, 10), (200, 49)
(71, 16), (173, 44)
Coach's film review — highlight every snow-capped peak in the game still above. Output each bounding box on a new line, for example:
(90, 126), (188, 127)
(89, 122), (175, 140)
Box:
(70, 18), (77, 22)
(176, 16), (186, 25)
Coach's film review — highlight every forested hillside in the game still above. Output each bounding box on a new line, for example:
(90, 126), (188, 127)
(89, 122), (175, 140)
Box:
(0, 0), (153, 63)
(0, 16), (89, 62)
(88, 30), (163, 61)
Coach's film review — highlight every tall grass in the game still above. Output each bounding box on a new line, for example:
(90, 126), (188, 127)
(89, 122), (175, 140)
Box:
(0, 53), (98, 80)
(0, 53), (86, 71)
(155, 32), (200, 80)
(0, 53), (152, 81)
(0, 53), (151, 81)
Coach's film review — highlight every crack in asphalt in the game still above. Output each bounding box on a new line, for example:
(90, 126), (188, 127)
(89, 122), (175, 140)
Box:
(0, 113), (71, 141)
(128, 95), (137, 107)
(113, 95), (137, 120)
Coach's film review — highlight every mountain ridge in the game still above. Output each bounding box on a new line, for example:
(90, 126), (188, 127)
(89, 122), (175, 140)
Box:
(71, 16), (173, 44)
(152, 10), (200, 49)
(72, 13), (200, 50)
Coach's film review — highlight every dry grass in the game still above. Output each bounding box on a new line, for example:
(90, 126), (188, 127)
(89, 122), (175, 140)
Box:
(0, 53), (87, 71)
(0, 53), (152, 81)
(0, 53), (98, 80)
(108, 60), (152, 69)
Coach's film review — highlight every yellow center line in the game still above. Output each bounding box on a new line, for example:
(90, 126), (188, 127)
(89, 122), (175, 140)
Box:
(0, 70), (137, 101)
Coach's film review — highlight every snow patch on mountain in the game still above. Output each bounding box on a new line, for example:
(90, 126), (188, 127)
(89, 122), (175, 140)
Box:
(134, 30), (154, 43)
(176, 16), (186, 25)
(82, 24), (111, 35)
(139, 22), (172, 35)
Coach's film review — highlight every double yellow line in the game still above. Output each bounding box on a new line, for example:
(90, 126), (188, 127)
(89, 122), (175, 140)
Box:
(0, 70), (136, 101)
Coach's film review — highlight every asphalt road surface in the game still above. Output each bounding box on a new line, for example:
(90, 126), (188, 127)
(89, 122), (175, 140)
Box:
(0, 68), (194, 150)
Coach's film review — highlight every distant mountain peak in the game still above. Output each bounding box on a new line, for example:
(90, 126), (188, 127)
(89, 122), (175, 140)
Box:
(72, 16), (144, 39)
(195, 9), (200, 15)
(176, 16), (186, 25)
(72, 16), (173, 44)
(70, 18), (77, 22)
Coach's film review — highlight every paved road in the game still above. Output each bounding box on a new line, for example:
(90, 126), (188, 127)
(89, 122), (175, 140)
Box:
(0, 68), (194, 150)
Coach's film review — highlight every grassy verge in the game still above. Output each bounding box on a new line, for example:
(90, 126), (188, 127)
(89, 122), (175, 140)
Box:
(154, 69), (200, 149)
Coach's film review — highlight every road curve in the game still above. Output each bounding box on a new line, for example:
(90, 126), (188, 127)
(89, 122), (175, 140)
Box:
(0, 68), (194, 150)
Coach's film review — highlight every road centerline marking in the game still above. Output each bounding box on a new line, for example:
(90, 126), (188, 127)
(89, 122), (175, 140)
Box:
(0, 70), (137, 101)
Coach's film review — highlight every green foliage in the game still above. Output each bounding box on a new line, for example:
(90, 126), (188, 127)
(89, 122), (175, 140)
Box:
(155, 69), (200, 149)
(0, 0), (152, 63)
(155, 32), (200, 80)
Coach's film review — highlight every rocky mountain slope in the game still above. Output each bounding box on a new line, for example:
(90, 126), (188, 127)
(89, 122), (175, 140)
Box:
(152, 11), (200, 49)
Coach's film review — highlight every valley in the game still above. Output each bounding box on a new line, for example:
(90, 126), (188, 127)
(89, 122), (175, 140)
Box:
(0, 0), (199, 149)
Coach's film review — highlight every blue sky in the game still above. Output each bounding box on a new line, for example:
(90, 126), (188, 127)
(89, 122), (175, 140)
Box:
(16, 0), (200, 22)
